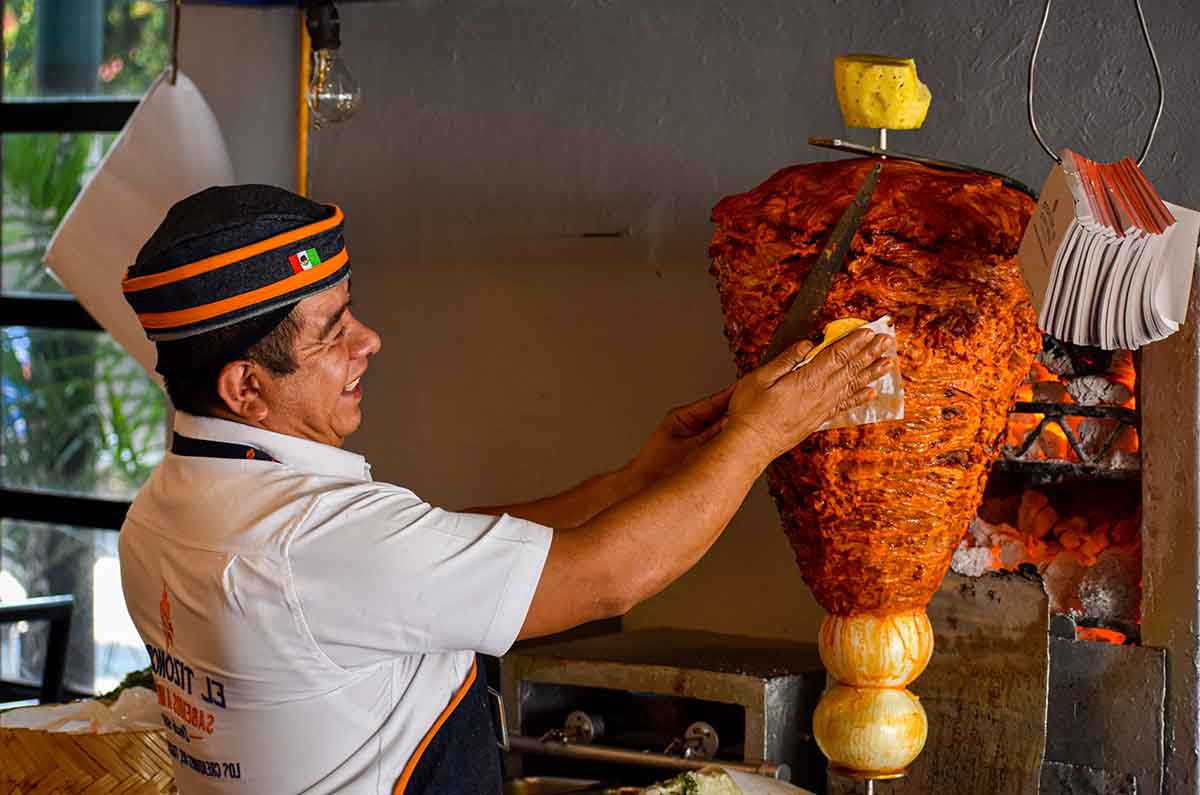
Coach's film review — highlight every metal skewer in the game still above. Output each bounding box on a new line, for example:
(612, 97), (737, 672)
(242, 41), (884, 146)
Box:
(809, 137), (1038, 199)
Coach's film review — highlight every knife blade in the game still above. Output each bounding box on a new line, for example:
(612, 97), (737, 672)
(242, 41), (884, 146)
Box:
(808, 137), (1037, 199)
(759, 160), (882, 365)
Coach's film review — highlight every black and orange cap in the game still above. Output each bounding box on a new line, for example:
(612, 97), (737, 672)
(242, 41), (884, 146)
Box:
(123, 184), (351, 341)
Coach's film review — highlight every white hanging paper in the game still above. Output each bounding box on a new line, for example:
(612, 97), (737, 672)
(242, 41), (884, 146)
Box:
(1017, 149), (1199, 350)
(43, 70), (236, 378)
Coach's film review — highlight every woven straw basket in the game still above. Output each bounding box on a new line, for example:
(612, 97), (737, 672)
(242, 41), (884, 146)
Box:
(2, 725), (177, 794)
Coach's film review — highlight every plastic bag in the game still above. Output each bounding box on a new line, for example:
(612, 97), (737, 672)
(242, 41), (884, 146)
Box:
(0, 686), (161, 734)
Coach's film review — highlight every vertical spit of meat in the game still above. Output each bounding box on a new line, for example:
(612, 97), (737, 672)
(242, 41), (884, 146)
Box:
(708, 158), (1040, 777)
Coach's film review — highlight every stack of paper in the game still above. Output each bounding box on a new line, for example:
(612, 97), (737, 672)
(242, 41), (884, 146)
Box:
(1017, 149), (1200, 349)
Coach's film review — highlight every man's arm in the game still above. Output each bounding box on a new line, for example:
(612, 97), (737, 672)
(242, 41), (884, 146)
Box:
(467, 467), (648, 529)
(517, 329), (894, 640)
(466, 387), (734, 528)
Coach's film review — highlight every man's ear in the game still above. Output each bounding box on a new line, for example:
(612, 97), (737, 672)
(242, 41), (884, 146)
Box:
(215, 360), (268, 422)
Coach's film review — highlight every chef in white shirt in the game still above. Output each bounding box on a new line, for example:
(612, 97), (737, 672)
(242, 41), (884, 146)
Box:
(118, 184), (892, 794)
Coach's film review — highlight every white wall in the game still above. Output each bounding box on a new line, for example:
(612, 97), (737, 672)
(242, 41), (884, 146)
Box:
(179, 3), (297, 189)
(232, 0), (1199, 643)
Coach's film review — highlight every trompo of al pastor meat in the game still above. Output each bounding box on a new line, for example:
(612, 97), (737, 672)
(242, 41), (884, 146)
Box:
(709, 158), (1040, 615)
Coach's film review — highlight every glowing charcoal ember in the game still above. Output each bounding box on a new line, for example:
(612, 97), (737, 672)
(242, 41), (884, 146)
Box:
(959, 485), (1142, 634)
(1074, 626), (1127, 644)
(949, 541), (993, 578)
(1032, 380), (1071, 403)
(1076, 418), (1123, 460)
(1041, 554), (1088, 614)
(1067, 375), (1133, 406)
(1037, 345), (1075, 377)
(1077, 549), (1142, 623)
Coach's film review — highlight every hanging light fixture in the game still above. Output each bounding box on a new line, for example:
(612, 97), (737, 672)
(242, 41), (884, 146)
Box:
(304, 0), (361, 125)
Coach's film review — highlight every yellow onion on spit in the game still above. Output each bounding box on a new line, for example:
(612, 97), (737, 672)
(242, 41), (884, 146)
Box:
(812, 684), (928, 775)
(818, 610), (933, 687)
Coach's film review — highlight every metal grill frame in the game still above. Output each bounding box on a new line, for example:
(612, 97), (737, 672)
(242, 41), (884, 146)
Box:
(997, 332), (1142, 482)
(999, 401), (1141, 482)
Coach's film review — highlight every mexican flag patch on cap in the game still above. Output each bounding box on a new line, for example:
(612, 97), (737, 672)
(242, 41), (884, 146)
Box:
(288, 247), (322, 273)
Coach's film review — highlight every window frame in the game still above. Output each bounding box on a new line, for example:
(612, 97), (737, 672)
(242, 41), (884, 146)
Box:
(2, 99), (142, 700)
(2, 100), (138, 528)
(3, 99), (139, 133)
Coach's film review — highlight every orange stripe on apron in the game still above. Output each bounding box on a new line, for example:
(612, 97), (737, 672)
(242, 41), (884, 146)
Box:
(392, 658), (479, 795)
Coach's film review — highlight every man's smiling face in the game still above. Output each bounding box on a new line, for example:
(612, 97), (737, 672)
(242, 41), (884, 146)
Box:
(256, 280), (381, 447)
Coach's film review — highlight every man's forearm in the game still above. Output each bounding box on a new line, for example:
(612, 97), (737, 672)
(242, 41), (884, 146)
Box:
(573, 427), (769, 606)
(465, 463), (650, 529)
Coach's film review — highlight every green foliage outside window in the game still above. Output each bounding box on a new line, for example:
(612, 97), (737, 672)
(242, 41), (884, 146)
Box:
(2, 136), (167, 498)
(3, 0), (170, 493)
(3, 0), (168, 98)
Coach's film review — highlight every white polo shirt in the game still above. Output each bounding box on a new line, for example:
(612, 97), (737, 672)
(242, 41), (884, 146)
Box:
(119, 412), (553, 794)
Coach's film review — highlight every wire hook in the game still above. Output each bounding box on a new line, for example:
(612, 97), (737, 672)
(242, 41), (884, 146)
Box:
(170, 0), (182, 85)
(1028, 0), (1164, 167)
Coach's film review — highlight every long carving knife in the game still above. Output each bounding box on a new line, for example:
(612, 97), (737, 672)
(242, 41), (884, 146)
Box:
(809, 137), (1037, 199)
(760, 160), (882, 365)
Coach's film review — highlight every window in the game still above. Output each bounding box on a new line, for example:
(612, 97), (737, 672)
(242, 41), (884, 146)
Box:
(2, 0), (170, 697)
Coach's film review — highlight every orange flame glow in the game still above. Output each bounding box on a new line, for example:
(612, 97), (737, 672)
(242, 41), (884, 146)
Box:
(1075, 627), (1126, 644)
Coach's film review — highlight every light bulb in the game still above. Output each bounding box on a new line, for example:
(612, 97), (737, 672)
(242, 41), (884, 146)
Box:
(308, 49), (361, 125)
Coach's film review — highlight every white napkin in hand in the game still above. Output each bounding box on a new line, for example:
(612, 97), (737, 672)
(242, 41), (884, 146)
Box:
(803, 315), (904, 432)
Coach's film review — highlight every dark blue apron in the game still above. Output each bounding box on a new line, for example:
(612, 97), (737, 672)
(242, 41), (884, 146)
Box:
(171, 433), (503, 795)
(392, 656), (503, 795)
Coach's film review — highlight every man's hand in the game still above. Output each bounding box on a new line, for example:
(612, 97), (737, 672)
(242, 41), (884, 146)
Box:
(628, 330), (892, 488)
(627, 385), (735, 487)
(517, 327), (895, 641)
(724, 329), (895, 463)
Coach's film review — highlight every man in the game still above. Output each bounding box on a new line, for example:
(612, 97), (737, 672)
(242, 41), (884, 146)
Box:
(119, 185), (892, 794)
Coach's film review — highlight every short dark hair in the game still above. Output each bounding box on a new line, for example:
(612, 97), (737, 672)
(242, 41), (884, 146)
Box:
(156, 303), (302, 416)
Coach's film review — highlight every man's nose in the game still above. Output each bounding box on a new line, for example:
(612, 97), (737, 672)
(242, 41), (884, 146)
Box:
(352, 320), (382, 358)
